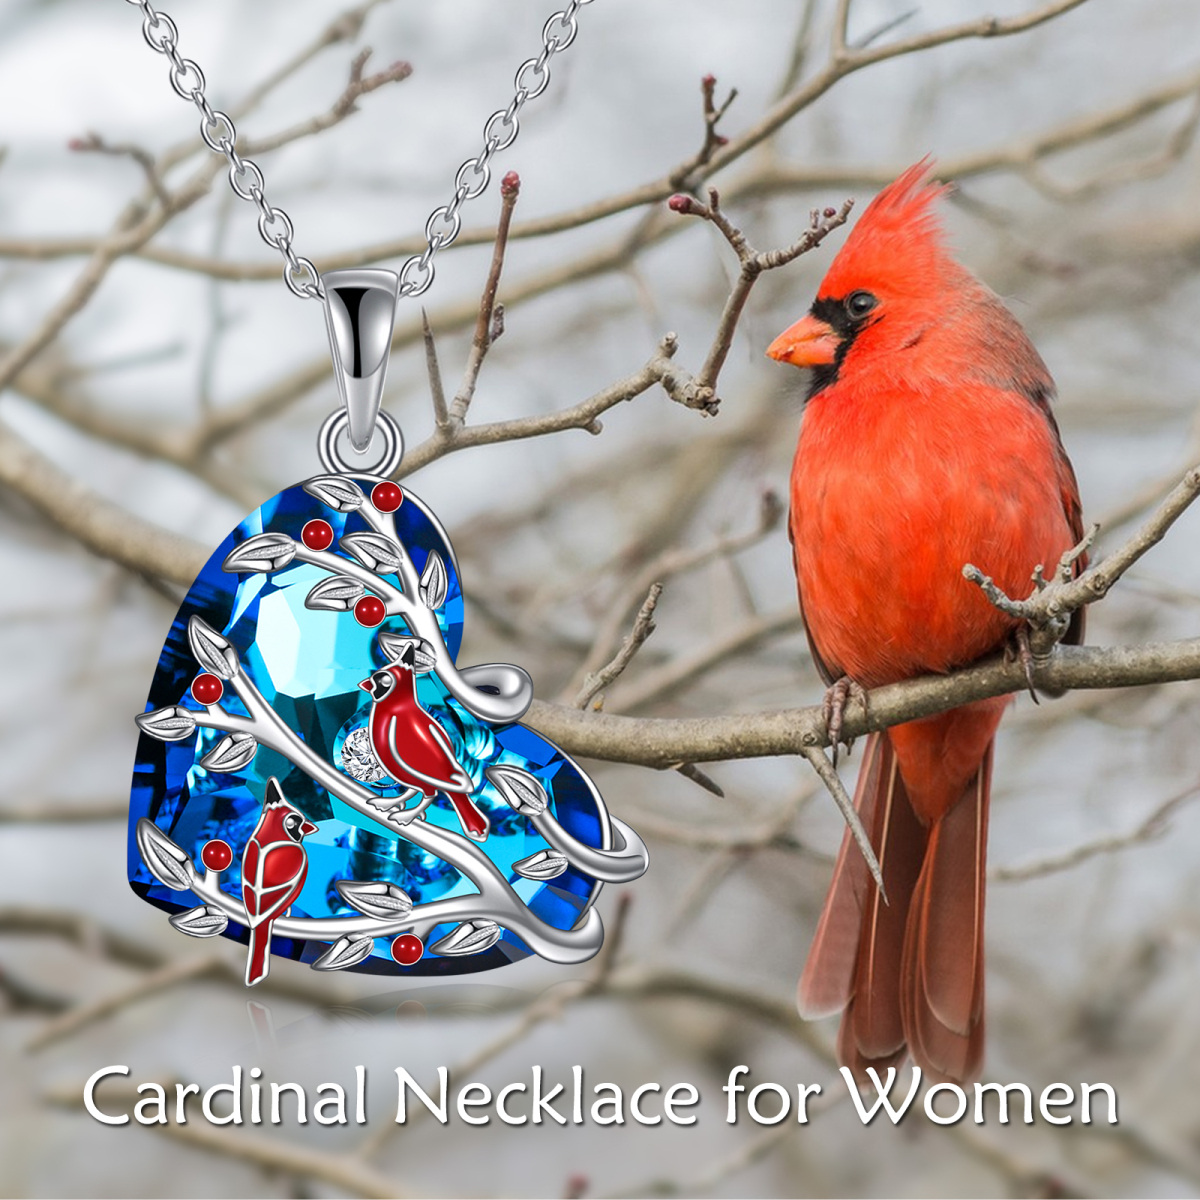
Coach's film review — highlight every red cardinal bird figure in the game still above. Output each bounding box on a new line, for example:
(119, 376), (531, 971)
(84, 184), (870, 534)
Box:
(241, 778), (318, 986)
(767, 161), (1085, 1085)
(359, 639), (490, 841)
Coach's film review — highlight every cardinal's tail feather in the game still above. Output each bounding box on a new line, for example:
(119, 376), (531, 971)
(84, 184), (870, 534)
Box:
(799, 731), (926, 1068)
(900, 741), (992, 1085)
(446, 792), (490, 842)
(246, 923), (272, 987)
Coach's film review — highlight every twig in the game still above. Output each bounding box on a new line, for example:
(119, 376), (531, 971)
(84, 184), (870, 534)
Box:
(609, 608), (802, 713)
(563, 492), (784, 702)
(239, 51), (412, 158)
(449, 171), (521, 428)
(45, 1079), (409, 1200)
(68, 132), (170, 207)
(966, 466), (1200, 655)
(422, 309), (450, 431)
(574, 583), (663, 709)
(26, 953), (224, 1052)
(801, 745), (883, 893)
(0, 801), (127, 824)
(666, 189), (854, 409)
(992, 780), (1200, 881)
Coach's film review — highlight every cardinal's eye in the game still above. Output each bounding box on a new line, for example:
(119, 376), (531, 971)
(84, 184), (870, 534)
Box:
(845, 290), (878, 319)
(284, 814), (301, 838)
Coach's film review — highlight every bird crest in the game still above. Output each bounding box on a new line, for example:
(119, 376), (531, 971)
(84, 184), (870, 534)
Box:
(818, 158), (957, 301)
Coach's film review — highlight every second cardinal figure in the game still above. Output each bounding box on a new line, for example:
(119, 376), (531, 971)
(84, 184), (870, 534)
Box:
(768, 161), (1086, 1084)
(241, 778), (318, 986)
(359, 639), (491, 841)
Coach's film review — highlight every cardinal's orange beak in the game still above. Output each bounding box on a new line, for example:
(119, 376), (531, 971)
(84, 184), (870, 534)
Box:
(766, 313), (839, 367)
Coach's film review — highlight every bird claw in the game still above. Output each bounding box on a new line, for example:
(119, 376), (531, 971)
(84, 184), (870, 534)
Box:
(1006, 625), (1040, 705)
(822, 676), (868, 765)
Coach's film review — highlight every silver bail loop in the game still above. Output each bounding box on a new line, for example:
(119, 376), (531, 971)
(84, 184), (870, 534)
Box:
(321, 268), (399, 454)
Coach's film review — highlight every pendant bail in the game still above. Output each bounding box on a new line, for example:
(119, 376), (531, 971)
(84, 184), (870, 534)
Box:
(322, 268), (400, 454)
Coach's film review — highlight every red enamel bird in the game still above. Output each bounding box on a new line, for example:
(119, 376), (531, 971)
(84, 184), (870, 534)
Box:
(767, 162), (1085, 1085)
(241, 778), (318, 986)
(359, 640), (490, 841)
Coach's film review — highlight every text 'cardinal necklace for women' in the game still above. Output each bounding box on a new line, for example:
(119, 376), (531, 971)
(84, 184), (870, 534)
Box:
(125, 0), (647, 985)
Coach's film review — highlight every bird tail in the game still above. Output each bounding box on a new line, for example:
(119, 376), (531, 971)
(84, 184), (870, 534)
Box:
(245, 923), (272, 987)
(797, 731), (991, 1085)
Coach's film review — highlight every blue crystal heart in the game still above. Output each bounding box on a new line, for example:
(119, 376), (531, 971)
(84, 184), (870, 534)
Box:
(130, 474), (646, 980)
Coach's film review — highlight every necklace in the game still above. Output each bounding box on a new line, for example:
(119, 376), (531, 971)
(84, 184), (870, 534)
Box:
(126, 0), (648, 985)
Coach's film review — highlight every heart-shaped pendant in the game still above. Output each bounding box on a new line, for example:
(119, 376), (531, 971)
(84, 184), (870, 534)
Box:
(129, 271), (648, 985)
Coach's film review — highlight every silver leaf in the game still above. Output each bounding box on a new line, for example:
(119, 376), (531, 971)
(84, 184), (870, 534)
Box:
(312, 935), (377, 972)
(221, 531), (296, 574)
(378, 633), (438, 675)
(485, 764), (548, 816)
(412, 639), (438, 675)
(340, 531), (402, 574)
(303, 475), (366, 513)
(377, 631), (411, 660)
(431, 920), (501, 957)
(136, 818), (193, 892)
(335, 879), (413, 920)
(187, 616), (240, 681)
(419, 550), (447, 609)
(199, 732), (258, 773)
(305, 575), (366, 612)
(512, 849), (569, 881)
(168, 905), (228, 938)
(134, 706), (196, 742)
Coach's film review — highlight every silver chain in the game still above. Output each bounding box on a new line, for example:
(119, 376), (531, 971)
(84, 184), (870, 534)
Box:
(125, 0), (593, 301)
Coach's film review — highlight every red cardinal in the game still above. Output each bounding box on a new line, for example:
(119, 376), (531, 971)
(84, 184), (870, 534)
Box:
(241, 778), (318, 986)
(359, 641), (489, 841)
(767, 162), (1085, 1084)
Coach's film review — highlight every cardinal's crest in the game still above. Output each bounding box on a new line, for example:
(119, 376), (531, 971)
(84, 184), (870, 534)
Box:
(131, 473), (647, 979)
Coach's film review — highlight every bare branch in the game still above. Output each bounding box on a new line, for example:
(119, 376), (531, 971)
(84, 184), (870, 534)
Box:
(574, 583), (663, 709)
(449, 170), (521, 428)
(967, 466), (1200, 653)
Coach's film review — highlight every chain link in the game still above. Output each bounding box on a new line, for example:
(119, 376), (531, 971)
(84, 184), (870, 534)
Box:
(126, 0), (593, 302)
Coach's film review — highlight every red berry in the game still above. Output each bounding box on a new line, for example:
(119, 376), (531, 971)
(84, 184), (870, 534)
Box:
(301, 519), (334, 551)
(191, 674), (224, 704)
(354, 596), (386, 627)
(200, 839), (233, 871)
(391, 934), (424, 966)
(370, 482), (403, 513)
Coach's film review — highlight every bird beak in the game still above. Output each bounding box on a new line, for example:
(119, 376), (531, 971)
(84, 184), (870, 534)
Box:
(300, 818), (318, 837)
(766, 313), (840, 367)
(358, 678), (374, 693)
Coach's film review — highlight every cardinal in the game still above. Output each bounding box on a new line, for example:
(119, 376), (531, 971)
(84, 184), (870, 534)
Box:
(241, 778), (318, 986)
(359, 640), (490, 841)
(767, 161), (1085, 1084)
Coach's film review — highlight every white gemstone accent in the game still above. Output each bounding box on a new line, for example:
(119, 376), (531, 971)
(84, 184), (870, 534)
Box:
(341, 727), (386, 784)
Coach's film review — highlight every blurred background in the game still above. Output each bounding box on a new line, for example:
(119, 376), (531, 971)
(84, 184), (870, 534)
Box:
(2, 0), (1200, 1195)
